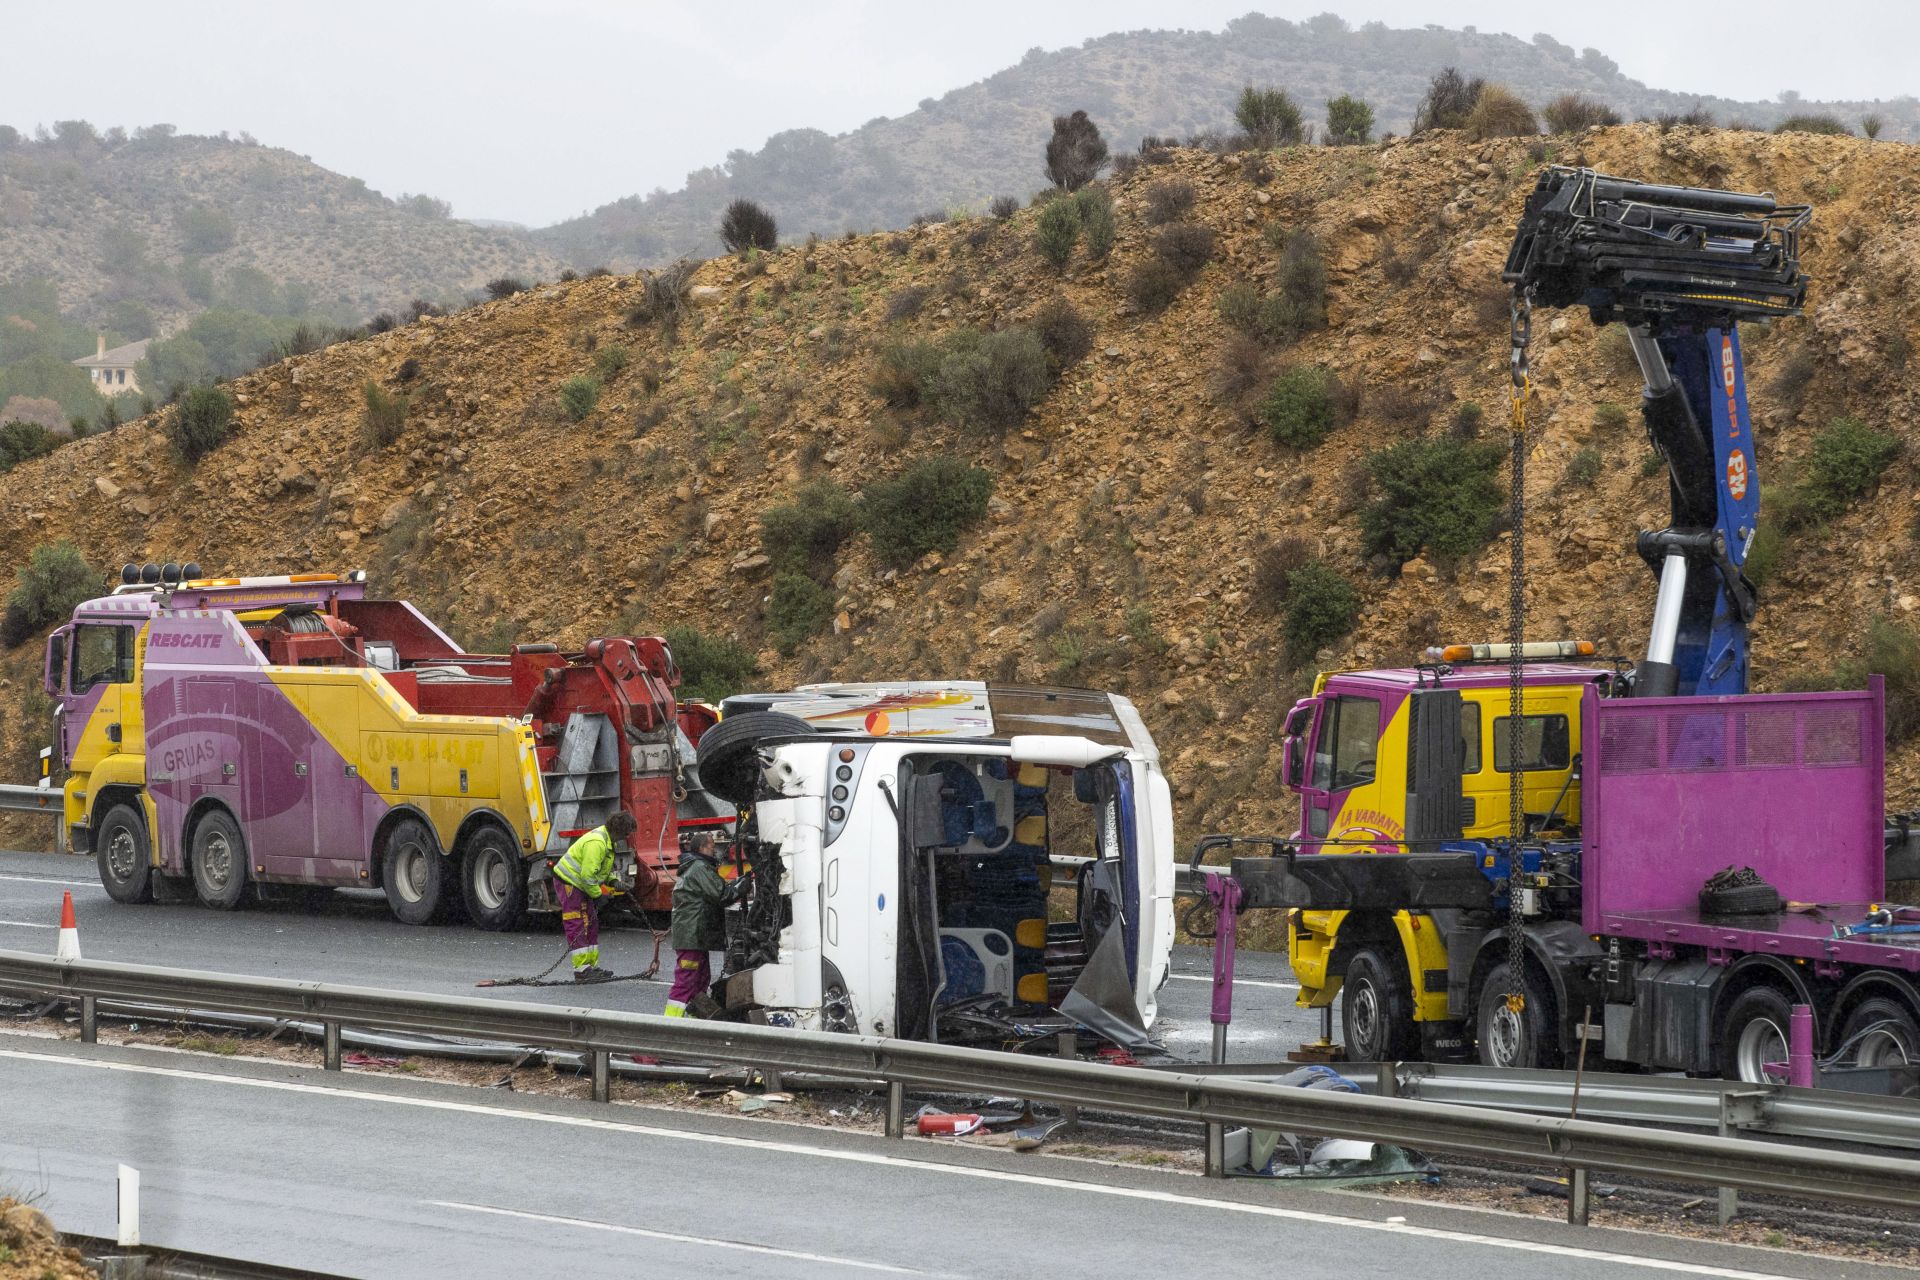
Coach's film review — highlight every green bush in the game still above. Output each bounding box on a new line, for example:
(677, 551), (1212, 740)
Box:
(1259, 366), (1338, 447)
(1235, 86), (1305, 148)
(559, 375), (601, 423)
(662, 625), (760, 703)
(1218, 282), (1261, 333)
(1562, 446), (1603, 490)
(720, 199), (779, 253)
(167, 385), (233, 464)
(1775, 115), (1851, 136)
(871, 338), (941, 408)
(592, 343), (630, 380)
(1324, 95), (1374, 145)
(1742, 524), (1784, 588)
(1035, 198), (1081, 269)
(1798, 416), (1899, 523)
(1361, 438), (1507, 565)
(1266, 231), (1328, 338)
(925, 328), (1055, 432)
(1283, 560), (1359, 663)
(1844, 617), (1920, 742)
(361, 379), (407, 449)
(1594, 402), (1630, 431)
(760, 479), (857, 579)
(861, 455), (994, 568)
(2, 541), (102, 647)
(0, 420), (57, 471)
(767, 573), (834, 655)
(1074, 188), (1115, 260)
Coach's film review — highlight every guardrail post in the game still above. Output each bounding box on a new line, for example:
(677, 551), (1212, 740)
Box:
(53, 815), (67, 856)
(1057, 1032), (1079, 1130)
(323, 1021), (341, 1071)
(592, 1050), (610, 1103)
(1568, 1166), (1590, 1226)
(79, 994), (97, 1044)
(885, 1081), (905, 1139)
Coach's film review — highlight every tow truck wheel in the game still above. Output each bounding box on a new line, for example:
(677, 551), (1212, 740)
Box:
(1838, 997), (1920, 1070)
(461, 827), (527, 931)
(95, 803), (153, 905)
(382, 817), (449, 926)
(1715, 986), (1795, 1083)
(1341, 947), (1418, 1062)
(1475, 961), (1562, 1070)
(189, 810), (249, 911)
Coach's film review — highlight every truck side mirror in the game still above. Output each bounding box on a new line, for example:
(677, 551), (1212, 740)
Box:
(1281, 702), (1314, 791)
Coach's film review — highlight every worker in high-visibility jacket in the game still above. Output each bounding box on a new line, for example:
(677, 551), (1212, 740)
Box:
(665, 832), (732, 1016)
(553, 811), (637, 982)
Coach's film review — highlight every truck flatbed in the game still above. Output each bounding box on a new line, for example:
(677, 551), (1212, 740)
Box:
(1599, 905), (1920, 974)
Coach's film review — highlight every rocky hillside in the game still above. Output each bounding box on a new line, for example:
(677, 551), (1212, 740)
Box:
(536, 14), (1916, 266)
(0, 127), (565, 332)
(3, 124), (1918, 852)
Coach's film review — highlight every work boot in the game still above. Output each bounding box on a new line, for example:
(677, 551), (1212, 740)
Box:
(574, 965), (616, 983)
(686, 992), (723, 1020)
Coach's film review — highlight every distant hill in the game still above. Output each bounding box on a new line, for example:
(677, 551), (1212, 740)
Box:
(534, 13), (1919, 267)
(0, 125), (566, 337)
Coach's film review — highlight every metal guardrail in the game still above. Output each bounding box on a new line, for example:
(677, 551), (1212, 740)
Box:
(1183, 1060), (1920, 1153)
(0, 782), (66, 853)
(4, 951), (1920, 1218)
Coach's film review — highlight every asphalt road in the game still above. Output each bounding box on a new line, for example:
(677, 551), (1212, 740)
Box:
(0, 849), (1324, 1063)
(3, 1034), (1892, 1280)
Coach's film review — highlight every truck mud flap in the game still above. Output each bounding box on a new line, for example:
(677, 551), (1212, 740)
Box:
(1228, 852), (1495, 913)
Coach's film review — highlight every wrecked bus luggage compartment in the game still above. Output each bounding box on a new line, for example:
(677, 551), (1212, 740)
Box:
(696, 682), (1173, 1040)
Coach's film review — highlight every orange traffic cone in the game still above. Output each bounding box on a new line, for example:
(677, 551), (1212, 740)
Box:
(55, 890), (80, 963)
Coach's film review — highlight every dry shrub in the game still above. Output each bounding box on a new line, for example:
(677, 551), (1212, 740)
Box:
(1253, 535), (1314, 609)
(1464, 84), (1538, 140)
(1542, 93), (1620, 133)
(1144, 180), (1195, 226)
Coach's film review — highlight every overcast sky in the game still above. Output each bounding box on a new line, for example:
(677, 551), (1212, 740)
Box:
(3, 1), (1913, 227)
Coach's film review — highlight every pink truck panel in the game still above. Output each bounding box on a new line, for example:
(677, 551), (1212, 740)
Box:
(1583, 681), (1886, 934)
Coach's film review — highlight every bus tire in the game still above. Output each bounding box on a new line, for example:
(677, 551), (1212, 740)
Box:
(95, 803), (153, 905)
(189, 809), (249, 911)
(1476, 960), (1562, 1069)
(1341, 947), (1418, 1062)
(382, 816), (449, 926)
(1715, 985), (1794, 1083)
(695, 711), (813, 807)
(461, 826), (528, 932)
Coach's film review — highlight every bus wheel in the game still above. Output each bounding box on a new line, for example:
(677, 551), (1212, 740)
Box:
(190, 810), (249, 911)
(1476, 961), (1562, 1069)
(1715, 986), (1794, 1083)
(95, 803), (153, 905)
(1341, 947), (1417, 1062)
(382, 817), (448, 925)
(461, 827), (527, 932)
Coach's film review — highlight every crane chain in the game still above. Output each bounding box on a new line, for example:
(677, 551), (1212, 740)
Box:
(1505, 286), (1534, 1021)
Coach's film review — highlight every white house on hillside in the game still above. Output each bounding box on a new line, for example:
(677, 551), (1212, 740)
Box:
(72, 335), (150, 395)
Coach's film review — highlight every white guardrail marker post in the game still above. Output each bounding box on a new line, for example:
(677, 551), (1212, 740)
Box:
(116, 1163), (139, 1247)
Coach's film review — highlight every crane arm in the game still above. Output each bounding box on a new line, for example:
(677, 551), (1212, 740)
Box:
(1503, 167), (1810, 696)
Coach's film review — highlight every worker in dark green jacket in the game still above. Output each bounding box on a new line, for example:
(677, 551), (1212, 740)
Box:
(666, 832), (730, 1016)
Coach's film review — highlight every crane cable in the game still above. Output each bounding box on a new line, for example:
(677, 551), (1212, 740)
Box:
(1504, 285), (1535, 1026)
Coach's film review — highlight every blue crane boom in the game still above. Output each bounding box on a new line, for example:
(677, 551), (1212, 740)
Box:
(1503, 167), (1810, 696)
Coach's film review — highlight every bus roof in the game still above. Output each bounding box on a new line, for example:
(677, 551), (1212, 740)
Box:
(722, 681), (1158, 760)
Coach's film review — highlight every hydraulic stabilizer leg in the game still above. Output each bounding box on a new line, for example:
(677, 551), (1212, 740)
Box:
(1640, 553), (1687, 697)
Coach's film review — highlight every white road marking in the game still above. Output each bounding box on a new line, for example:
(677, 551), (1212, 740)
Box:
(1168, 973), (1300, 991)
(0, 872), (92, 888)
(429, 1201), (945, 1275)
(0, 920), (55, 929)
(0, 1048), (1811, 1280)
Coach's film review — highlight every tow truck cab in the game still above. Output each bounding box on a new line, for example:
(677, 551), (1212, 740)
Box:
(1281, 650), (1611, 1038)
(715, 683), (1173, 1039)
